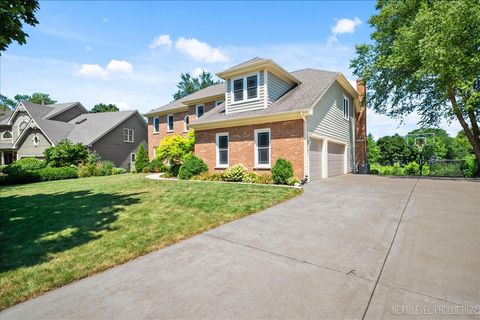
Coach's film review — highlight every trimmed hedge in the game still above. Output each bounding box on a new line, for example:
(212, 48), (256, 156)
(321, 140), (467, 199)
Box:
(178, 155), (208, 180)
(3, 158), (46, 174)
(0, 167), (77, 185)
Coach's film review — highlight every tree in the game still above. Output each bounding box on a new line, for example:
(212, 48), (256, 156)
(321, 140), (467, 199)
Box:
(156, 131), (195, 176)
(377, 134), (414, 165)
(44, 140), (91, 167)
(134, 144), (149, 173)
(173, 71), (221, 100)
(0, 0), (40, 52)
(366, 134), (380, 164)
(13, 93), (57, 105)
(350, 0), (480, 173)
(90, 103), (119, 113)
(0, 95), (15, 112)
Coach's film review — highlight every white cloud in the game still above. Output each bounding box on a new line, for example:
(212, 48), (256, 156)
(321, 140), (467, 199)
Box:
(175, 37), (228, 63)
(77, 64), (109, 79)
(150, 34), (173, 49)
(106, 60), (133, 73)
(332, 17), (362, 36)
(115, 101), (130, 111)
(192, 67), (208, 77)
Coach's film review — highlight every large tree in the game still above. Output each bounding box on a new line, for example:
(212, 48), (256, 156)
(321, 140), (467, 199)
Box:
(173, 71), (221, 100)
(15, 92), (56, 105)
(351, 0), (480, 173)
(377, 134), (415, 165)
(90, 103), (119, 113)
(0, 0), (40, 52)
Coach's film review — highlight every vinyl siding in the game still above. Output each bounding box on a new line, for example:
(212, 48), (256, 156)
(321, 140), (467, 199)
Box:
(0, 127), (13, 145)
(17, 129), (52, 158)
(50, 105), (86, 122)
(91, 115), (148, 170)
(225, 71), (265, 114)
(307, 81), (355, 172)
(267, 72), (292, 105)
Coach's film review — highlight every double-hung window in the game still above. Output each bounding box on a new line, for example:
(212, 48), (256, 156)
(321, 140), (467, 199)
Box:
(343, 95), (350, 120)
(123, 128), (134, 143)
(184, 115), (189, 132)
(255, 129), (271, 168)
(196, 105), (204, 118)
(153, 117), (159, 133)
(167, 114), (174, 132)
(216, 133), (229, 168)
(232, 74), (259, 103)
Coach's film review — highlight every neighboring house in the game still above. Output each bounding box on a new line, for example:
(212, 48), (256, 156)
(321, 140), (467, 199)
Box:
(145, 57), (367, 180)
(0, 102), (147, 170)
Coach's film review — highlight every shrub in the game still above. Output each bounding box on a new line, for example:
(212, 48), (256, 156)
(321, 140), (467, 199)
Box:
(254, 173), (273, 184)
(44, 140), (91, 167)
(156, 131), (195, 172)
(111, 167), (127, 175)
(0, 170), (41, 185)
(271, 158), (294, 185)
(223, 164), (247, 182)
(37, 167), (78, 181)
(192, 172), (224, 181)
(391, 163), (404, 176)
(3, 158), (46, 175)
(242, 172), (258, 184)
(134, 144), (149, 173)
(0, 164), (6, 173)
(463, 155), (478, 177)
(148, 158), (167, 173)
(178, 154), (208, 180)
(404, 162), (420, 175)
(286, 177), (300, 186)
(77, 161), (114, 178)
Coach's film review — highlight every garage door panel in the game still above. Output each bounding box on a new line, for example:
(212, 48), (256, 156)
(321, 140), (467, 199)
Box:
(309, 139), (323, 181)
(328, 142), (344, 177)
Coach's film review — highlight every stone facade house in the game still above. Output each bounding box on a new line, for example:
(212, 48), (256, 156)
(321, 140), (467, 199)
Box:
(145, 58), (367, 180)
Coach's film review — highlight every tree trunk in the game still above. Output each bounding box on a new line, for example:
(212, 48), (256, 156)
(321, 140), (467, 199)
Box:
(448, 91), (480, 175)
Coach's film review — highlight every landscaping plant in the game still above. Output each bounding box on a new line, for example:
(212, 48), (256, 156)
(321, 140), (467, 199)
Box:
(2, 158), (46, 174)
(178, 154), (208, 180)
(44, 140), (91, 167)
(148, 158), (167, 173)
(223, 163), (247, 182)
(134, 144), (149, 173)
(271, 158), (294, 185)
(156, 131), (195, 176)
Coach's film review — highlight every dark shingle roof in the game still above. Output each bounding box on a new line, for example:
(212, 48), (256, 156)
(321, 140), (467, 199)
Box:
(0, 110), (13, 125)
(44, 102), (84, 119)
(192, 69), (339, 125)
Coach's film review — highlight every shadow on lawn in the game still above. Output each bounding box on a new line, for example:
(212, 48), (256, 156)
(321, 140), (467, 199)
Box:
(0, 190), (143, 272)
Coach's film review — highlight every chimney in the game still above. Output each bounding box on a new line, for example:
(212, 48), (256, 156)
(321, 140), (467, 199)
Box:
(355, 79), (368, 169)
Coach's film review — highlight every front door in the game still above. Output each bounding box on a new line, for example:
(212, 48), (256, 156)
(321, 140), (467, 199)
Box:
(130, 153), (136, 172)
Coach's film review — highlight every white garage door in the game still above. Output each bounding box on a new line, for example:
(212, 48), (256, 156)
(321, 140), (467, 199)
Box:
(327, 142), (345, 177)
(309, 138), (323, 181)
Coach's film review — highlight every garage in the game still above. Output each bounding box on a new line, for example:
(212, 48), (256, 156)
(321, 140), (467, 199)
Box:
(309, 138), (323, 181)
(327, 142), (345, 177)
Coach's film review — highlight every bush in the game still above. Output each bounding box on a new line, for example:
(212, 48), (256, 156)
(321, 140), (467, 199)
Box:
(134, 144), (149, 173)
(0, 170), (41, 185)
(286, 177), (300, 186)
(3, 158), (46, 174)
(404, 162), (420, 175)
(0, 164), (6, 173)
(156, 131), (195, 173)
(77, 161), (114, 178)
(44, 140), (91, 167)
(148, 158), (167, 173)
(111, 167), (127, 175)
(37, 167), (78, 181)
(254, 173), (273, 184)
(192, 172), (224, 181)
(271, 158), (294, 185)
(463, 155), (478, 177)
(242, 172), (258, 184)
(178, 154), (208, 180)
(391, 163), (405, 176)
(223, 164), (247, 182)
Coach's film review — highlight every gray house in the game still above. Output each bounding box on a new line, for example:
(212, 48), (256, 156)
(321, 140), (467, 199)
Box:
(0, 102), (147, 170)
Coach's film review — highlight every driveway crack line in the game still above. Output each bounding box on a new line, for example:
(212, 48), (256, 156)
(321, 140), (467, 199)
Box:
(203, 233), (375, 283)
(361, 178), (420, 320)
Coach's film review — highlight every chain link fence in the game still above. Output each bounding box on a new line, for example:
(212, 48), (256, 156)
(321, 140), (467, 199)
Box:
(428, 159), (465, 177)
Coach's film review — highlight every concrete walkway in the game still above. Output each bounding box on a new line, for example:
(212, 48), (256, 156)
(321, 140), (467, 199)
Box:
(2, 176), (479, 319)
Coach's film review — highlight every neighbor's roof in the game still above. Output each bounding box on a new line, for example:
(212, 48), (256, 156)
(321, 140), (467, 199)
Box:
(0, 110), (13, 125)
(144, 83), (225, 116)
(192, 68), (339, 125)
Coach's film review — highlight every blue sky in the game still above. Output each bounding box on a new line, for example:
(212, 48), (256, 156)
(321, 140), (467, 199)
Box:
(1, 1), (461, 138)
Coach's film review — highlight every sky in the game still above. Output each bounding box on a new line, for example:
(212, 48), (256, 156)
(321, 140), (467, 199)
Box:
(0, 1), (461, 139)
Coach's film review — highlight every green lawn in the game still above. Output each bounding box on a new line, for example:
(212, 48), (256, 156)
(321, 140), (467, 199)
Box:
(0, 174), (301, 309)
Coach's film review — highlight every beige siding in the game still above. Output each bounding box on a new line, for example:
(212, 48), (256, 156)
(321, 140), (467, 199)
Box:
(17, 129), (52, 158)
(267, 72), (292, 105)
(307, 81), (355, 172)
(50, 105), (86, 122)
(225, 71), (266, 114)
(91, 115), (148, 170)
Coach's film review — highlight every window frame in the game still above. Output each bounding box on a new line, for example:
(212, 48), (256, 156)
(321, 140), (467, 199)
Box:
(231, 72), (260, 105)
(18, 120), (28, 136)
(254, 128), (271, 168)
(196, 105), (204, 118)
(183, 115), (190, 132)
(343, 94), (350, 120)
(153, 117), (159, 133)
(167, 114), (174, 132)
(2, 131), (12, 139)
(215, 132), (229, 168)
(123, 128), (134, 143)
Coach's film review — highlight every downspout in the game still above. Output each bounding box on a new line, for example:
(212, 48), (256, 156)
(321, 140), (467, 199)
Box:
(300, 112), (309, 181)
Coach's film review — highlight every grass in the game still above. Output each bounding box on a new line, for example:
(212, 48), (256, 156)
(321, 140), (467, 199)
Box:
(0, 174), (301, 309)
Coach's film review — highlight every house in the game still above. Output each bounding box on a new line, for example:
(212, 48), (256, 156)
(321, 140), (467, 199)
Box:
(0, 102), (148, 170)
(145, 57), (367, 180)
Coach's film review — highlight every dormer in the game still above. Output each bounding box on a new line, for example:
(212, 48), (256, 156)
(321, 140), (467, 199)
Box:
(216, 58), (301, 115)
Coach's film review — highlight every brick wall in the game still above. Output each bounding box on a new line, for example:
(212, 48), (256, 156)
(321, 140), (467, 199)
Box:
(147, 101), (217, 159)
(195, 119), (305, 178)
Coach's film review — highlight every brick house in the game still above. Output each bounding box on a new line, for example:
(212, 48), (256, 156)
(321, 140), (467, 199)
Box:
(145, 57), (367, 180)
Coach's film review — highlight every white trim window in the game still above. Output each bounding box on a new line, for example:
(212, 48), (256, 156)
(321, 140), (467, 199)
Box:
(254, 128), (271, 168)
(196, 105), (204, 118)
(232, 73), (259, 103)
(184, 115), (190, 132)
(123, 128), (134, 143)
(19, 121), (28, 136)
(343, 95), (350, 120)
(2, 131), (12, 139)
(216, 132), (229, 168)
(153, 117), (159, 133)
(215, 100), (224, 107)
(167, 114), (174, 132)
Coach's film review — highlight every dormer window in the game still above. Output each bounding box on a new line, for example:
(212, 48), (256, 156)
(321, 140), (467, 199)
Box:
(232, 73), (259, 103)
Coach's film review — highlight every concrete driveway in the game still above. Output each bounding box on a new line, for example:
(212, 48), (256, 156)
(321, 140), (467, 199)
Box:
(2, 175), (479, 319)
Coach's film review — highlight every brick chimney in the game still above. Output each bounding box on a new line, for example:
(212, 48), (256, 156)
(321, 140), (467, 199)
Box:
(355, 79), (367, 170)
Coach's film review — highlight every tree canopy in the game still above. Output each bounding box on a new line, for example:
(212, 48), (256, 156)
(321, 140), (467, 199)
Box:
(90, 103), (119, 113)
(1, 93), (57, 111)
(351, 0), (480, 170)
(0, 0), (40, 52)
(173, 71), (221, 100)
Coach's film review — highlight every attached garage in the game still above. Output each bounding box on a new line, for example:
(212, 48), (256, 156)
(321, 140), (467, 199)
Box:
(309, 138), (323, 181)
(327, 142), (345, 177)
